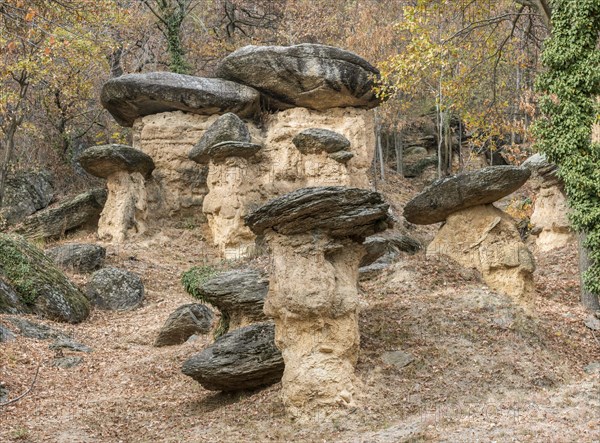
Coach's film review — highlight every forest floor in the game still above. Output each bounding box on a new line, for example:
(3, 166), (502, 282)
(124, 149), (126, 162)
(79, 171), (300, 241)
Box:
(1, 173), (599, 443)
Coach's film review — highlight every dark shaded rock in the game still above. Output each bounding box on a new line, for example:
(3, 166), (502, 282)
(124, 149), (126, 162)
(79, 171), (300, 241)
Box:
(358, 262), (390, 281)
(404, 146), (428, 157)
(101, 72), (260, 127)
(404, 155), (438, 178)
(0, 235), (90, 323)
(6, 317), (67, 340)
(154, 303), (214, 347)
(53, 356), (84, 368)
(77, 144), (155, 179)
(14, 188), (107, 240)
(181, 322), (284, 391)
(0, 385), (8, 403)
(522, 153), (561, 187)
(246, 186), (392, 239)
(361, 236), (395, 267)
(403, 166), (531, 224)
(329, 150), (354, 163)
(292, 128), (350, 155)
(390, 234), (422, 254)
(0, 276), (28, 314)
(0, 324), (16, 342)
(217, 44), (380, 110)
(49, 337), (93, 353)
(85, 267), (144, 311)
(0, 171), (54, 226)
(45, 243), (106, 273)
(204, 141), (262, 163)
(188, 113), (250, 164)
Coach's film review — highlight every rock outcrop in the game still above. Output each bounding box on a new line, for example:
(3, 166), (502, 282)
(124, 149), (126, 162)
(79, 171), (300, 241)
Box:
(0, 234), (90, 323)
(182, 322), (284, 391)
(154, 303), (214, 347)
(13, 189), (107, 240)
(85, 267), (144, 311)
(0, 171), (54, 226)
(246, 186), (392, 417)
(292, 128), (351, 154)
(45, 243), (106, 273)
(79, 145), (155, 242)
(216, 44), (380, 110)
(101, 72), (260, 126)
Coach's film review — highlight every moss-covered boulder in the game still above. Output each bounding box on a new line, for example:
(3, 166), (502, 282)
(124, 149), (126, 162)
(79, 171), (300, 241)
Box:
(0, 234), (90, 323)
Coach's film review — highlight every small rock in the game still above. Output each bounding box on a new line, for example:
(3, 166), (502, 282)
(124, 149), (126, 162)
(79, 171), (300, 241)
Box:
(329, 150), (354, 163)
(0, 385), (8, 403)
(583, 361), (600, 374)
(53, 356), (84, 368)
(584, 315), (600, 331)
(85, 267), (144, 311)
(49, 337), (93, 353)
(0, 324), (16, 342)
(382, 351), (415, 369)
(45, 243), (106, 273)
(404, 146), (428, 157)
(188, 113), (251, 164)
(359, 262), (390, 281)
(292, 128), (350, 155)
(6, 317), (67, 340)
(154, 303), (214, 347)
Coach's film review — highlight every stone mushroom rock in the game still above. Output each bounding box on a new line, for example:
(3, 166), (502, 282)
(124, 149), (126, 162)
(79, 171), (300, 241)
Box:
(403, 166), (531, 225)
(181, 321), (284, 391)
(85, 267), (144, 311)
(245, 186), (392, 417)
(154, 303), (214, 347)
(188, 112), (251, 164)
(216, 44), (381, 110)
(101, 72), (261, 127)
(0, 234), (90, 323)
(13, 188), (107, 240)
(202, 141), (262, 164)
(187, 268), (269, 334)
(45, 243), (106, 273)
(78, 145), (155, 242)
(292, 128), (351, 155)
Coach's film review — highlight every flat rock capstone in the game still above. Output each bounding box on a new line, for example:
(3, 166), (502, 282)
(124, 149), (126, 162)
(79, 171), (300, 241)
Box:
(78, 145), (155, 179)
(245, 186), (392, 238)
(85, 267), (144, 311)
(189, 113), (251, 164)
(45, 243), (106, 273)
(181, 321), (284, 391)
(101, 72), (260, 127)
(216, 44), (381, 110)
(292, 128), (350, 155)
(403, 166), (531, 225)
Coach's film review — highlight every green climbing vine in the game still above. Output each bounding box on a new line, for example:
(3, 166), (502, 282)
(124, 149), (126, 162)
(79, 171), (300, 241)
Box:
(534, 0), (600, 296)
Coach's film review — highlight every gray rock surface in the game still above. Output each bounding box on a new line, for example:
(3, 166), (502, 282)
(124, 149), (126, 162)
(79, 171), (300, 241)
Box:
(49, 337), (93, 353)
(188, 113), (251, 164)
(154, 303), (214, 347)
(86, 267), (144, 311)
(292, 128), (350, 155)
(0, 171), (54, 226)
(53, 356), (84, 368)
(203, 141), (262, 163)
(0, 277), (28, 314)
(45, 243), (106, 273)
(0, 234), (90, 323)
(381, 351), (415, 369)
(14, 188), (107, 240)
(403, 166), (531, 224)
(78, 145), (155, 179)
(522, 153), (561, 187)
(0, 324), (16, 342)
(246, 186), (392, 238)
(181, 322), (284, 391)
(6, 317), (67, 340)
(216, 44), (380, 110)
(329, 150), (354, 163)
(101, 72), (260, 127)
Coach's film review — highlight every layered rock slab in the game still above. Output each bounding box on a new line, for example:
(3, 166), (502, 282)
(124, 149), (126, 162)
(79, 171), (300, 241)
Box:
(45, 243), (106, 273)
(101, 72), (260, 127)
(0, 171), (54, 226)
(154, 303), (214, 347)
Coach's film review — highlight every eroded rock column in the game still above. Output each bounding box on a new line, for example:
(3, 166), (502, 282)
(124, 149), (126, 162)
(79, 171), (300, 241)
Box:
(246, 186), (392, 417)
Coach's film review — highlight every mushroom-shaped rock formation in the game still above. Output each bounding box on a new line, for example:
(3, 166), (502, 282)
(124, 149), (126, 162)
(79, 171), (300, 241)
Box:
(403, 165), (531, 225)
(183, 268), (268, 335)
(101, 72), (260, 127)
(216, 44), (381, 110)
(182, 322), (284, 391)
(329, 150), (354, 163)
(522, 153), (573, 251)
(406, 167), (535, 302)
(189, 112), (252, 164)
(245, 186), (392, 417)
(78, 145), (155, 242)
(292, 128), (351, 155)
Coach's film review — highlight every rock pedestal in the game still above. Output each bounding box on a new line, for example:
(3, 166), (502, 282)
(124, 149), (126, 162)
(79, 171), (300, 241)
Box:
(246, 186), (392, 417)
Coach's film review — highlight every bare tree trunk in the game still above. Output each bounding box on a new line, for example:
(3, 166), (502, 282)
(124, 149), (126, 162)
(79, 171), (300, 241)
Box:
(578, 232), (600, 311)
(0, 125), (17, 207)
(395, 129), (404, 176)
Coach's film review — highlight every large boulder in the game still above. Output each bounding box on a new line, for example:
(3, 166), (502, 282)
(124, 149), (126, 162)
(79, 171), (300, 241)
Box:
(216, 44), (381, 110)
(101, 72), (260, 127)
(181, 322), (284, 391)
(403, 166), (531, 225)
(292, 128), (350, 155)
(154, 303), (214, 347)
(85, 267), (144, 311)
(45, 243), (106, 273)
(0, 234), (90, 323)
(245, 186), (392, 238)
(13, 188), (107, 240)
(188, 113), (251, 164)
(77, 145), (155, 179)
(0, 276), (27, 314)
(0, 171), (54, 226)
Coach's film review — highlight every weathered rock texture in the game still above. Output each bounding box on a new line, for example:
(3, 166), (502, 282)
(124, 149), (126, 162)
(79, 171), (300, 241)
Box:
(0, 171), (54, 226)
(182, 322), (284, 391)
(85, 267), (144, 311)
(45, 243), (106, 273)
(154, 303), (214, 347)
(216, 44), (380, 110)
(427, 205), (535, 302)
(101, 72), (260, 126)
(246, 187), (392, 417)
(13, 189), (106, 240)
(404, 166), (531, 225)
(0, 234), (90, 322)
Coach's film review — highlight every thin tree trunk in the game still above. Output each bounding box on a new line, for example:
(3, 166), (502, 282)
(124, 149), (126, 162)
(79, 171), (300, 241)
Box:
(578, 232), (599, 311)
(395, 129), (404, 176)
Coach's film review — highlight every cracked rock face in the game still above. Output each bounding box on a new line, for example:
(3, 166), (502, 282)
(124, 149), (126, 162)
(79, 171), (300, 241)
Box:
(216, 44), (381, 110)
(403, 166), (531, 225)
(101, 72), (260, 127)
